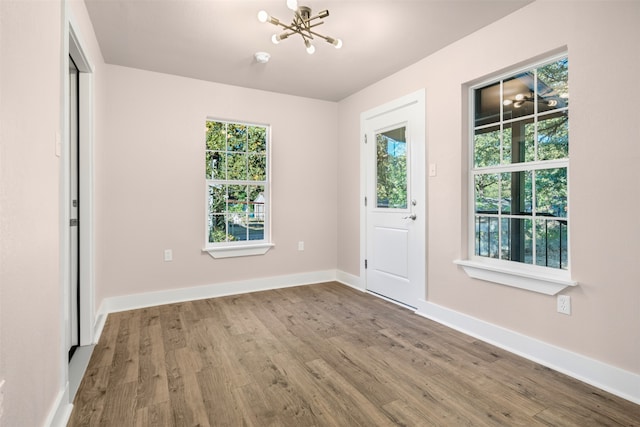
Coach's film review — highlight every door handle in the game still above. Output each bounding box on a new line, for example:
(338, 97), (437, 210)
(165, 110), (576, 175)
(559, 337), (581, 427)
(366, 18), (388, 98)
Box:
(403, 213), (417, 220)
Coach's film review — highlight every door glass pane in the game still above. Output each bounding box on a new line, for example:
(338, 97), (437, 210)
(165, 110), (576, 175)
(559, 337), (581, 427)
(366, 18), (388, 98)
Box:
(376, 126), (407, 209)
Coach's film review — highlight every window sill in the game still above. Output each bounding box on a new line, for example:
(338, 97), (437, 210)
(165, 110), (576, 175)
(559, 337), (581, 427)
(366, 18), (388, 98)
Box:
(203, 243), (274, 259)
(453, 259), (577, 295)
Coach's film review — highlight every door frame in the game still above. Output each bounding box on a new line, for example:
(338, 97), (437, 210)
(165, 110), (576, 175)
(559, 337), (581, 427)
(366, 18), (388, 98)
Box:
(62, 12), (95, 353)
(360, 89), (427, 304)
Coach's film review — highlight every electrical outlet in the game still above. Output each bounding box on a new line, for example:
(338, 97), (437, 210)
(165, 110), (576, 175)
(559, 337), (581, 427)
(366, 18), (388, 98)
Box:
(298, 241), (304, 251)
(557, 295), (571, 315)
(164, 249), (173, 262)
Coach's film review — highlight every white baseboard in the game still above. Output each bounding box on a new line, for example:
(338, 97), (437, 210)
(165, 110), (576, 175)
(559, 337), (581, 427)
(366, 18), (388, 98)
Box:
(44, 385), (72, 427)
(415, 299), (640, 405)
(335, 270), (363, 291)
(97, 270), (338, 316)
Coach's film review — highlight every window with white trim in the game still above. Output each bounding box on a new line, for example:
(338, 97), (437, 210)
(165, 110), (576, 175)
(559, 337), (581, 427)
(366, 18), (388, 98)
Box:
(204, 119), (272, 258)
(470, 55), (569, 271)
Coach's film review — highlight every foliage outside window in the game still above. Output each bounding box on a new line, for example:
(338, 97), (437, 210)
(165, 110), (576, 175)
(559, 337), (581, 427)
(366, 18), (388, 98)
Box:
(376, 127), (407, 209)
(471, 56), (569, 270)
(205, 119), (269, 248)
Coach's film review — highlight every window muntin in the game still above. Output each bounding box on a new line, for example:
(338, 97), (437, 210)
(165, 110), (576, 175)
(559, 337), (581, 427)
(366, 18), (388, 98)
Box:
(471, 56), (569, 270)
(205, 119), (269, 247)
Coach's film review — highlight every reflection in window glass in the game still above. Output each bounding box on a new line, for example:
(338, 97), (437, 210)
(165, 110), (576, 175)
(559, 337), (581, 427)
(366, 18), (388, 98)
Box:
(376, 127), (407, 209)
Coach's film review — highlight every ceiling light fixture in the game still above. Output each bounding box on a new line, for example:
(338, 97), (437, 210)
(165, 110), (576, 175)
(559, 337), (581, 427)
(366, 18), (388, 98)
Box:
(503, 92), (559, 109)
(257, 0), (342, 55)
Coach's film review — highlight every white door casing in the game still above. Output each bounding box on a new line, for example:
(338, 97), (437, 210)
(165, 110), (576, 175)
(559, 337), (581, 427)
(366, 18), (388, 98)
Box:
(361, 90), (426, 307)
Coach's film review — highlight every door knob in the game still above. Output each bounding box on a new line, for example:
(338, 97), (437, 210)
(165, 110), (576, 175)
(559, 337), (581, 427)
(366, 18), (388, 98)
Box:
(403, 213), (417, 220)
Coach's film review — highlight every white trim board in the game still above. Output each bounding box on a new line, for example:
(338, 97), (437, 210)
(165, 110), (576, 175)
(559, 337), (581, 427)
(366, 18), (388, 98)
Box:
(415, 299), (640, 405)
(335, 270), (363, 291)
(97, 270), (337, 316)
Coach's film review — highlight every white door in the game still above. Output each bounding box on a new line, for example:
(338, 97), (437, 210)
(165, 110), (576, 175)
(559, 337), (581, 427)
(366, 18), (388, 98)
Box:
(362, 90), (425, 308)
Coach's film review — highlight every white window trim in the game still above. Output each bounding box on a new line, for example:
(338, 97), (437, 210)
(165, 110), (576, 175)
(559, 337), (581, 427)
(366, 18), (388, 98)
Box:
(458, 53), (577, 295)
(203, 243), (275, 259)
(204, 119), (273, 258)
(454, 258), (577, 295)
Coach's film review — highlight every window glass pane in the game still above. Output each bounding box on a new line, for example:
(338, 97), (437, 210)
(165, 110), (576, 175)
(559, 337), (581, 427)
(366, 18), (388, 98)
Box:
(376, 127), (407, 209)
(206, 151), (226, 179)
(206, 121), (226, 151)
(474, 82), (500, 127)
(475, 215), (499, 258)
(535, 168), (567, 217)
(537, 112), (569, 161)
(537, 58), (569, 109)
(248, 126), (267, 153)
(227, 185), (248, 241)
(228, 214), (249, 241)
(248, 154), (266, 181)
(227, 185), (247, 213)
(228, 123), (247, 152)
(208, 184), (225, 215)
(208, 214), (228, 243)
(535, 219), (568, 270)
(505, 171), (533, 215)
(503, 72), (535, 120)
(474, 126), (500, 168)
(503, 118), (535, 164)
(500, 218), (511, 260)
(227, 152), (247, 180)
(501, 218), (533, 265)
(500, 173), (511, 214)
(248, 185), (265, 240)
(475, 173), (499, 214)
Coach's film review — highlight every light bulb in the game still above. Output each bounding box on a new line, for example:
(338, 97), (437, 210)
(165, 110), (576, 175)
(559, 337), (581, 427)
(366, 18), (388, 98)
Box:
(287, 0), (298, 11)
(306, 44), (315, 54)
(272, 34), (281, 44)
(334, 38), (343, 49)
(257, 10), (269, 23)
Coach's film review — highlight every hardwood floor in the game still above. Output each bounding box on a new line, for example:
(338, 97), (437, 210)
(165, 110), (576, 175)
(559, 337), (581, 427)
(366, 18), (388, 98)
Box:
(69, 282), (640, 426)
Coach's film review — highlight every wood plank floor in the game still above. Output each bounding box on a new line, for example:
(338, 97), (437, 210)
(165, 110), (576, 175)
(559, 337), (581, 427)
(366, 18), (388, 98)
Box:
(69, 282), (640, 426)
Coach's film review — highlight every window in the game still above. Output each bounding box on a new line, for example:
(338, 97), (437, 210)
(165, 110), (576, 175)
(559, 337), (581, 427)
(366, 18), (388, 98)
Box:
(457, 55), (575, 294)
(204, 119), (272, 258)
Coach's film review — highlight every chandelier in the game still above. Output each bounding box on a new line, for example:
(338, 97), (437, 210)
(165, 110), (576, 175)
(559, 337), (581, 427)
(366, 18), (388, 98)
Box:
(257, 0), (343, 55)
(503, 92), (558, 109)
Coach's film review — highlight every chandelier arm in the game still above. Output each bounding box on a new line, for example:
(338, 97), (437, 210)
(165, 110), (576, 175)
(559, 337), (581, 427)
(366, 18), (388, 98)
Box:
(307, 30), (333, 42)
(270, 20), (303, 35)
(305, 21), (325, 30)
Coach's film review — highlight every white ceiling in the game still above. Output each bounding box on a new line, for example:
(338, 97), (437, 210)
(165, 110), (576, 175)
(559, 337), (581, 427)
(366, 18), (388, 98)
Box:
(85, 0), (533, 102)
